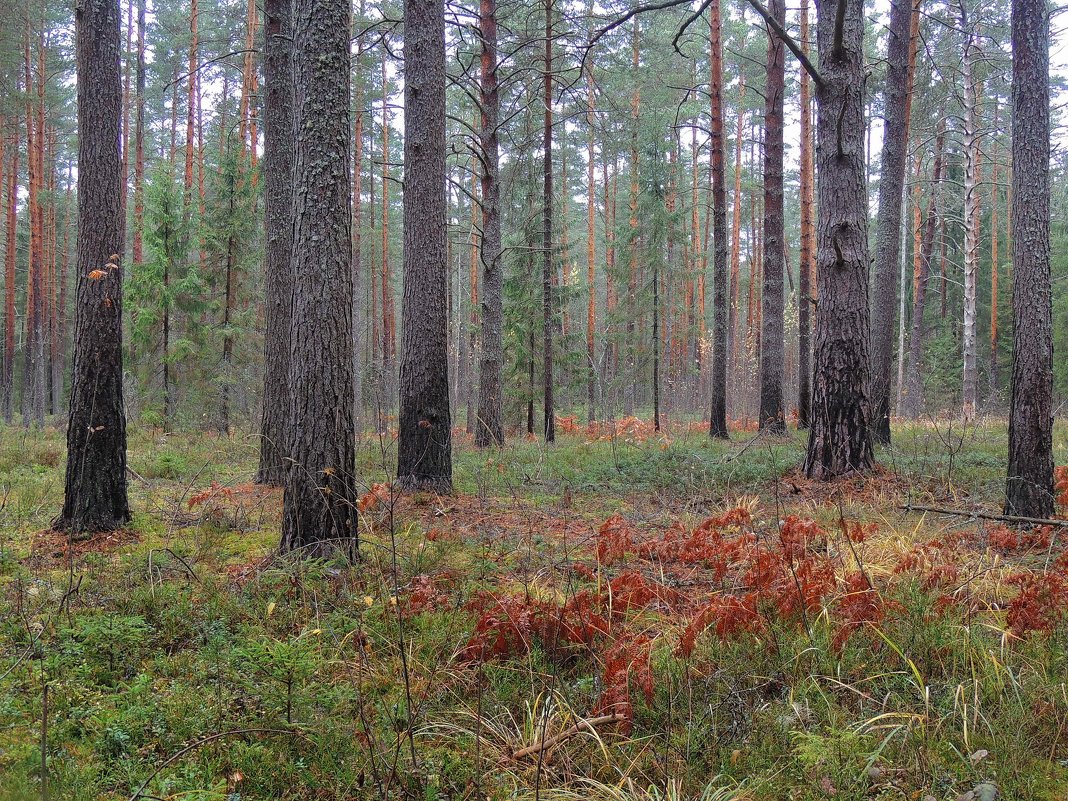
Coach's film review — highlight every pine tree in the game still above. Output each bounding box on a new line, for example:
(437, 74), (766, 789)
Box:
(57, 0), (130, 534)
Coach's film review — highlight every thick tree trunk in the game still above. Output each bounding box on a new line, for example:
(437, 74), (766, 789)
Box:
(475, 0), (504, 447)
(57, 0), (130, 534)
(870, 0), (918, 443)
(709, 0), (729, 438)
(758, 0), (786, 435)
(396, 0), (453, 491)
(280, 0), (359, 557)
(256, 0), (295, 485)
(803, 0), (876, 479)
(542, 0), (556, 441)
(1005, 0), (1053, 517)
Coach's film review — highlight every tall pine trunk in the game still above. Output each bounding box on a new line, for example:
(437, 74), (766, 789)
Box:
(901, 120), (945, 417)
(803, 0), (876, 479)
(3, 115), (17, 423)
(585, 63), (597, 425)
(758, 0), (786, 435)
(961, 11), (981, 420)
(57, 0), (130, 534)
(256, 0), (295, 485)
(870, 0), (919, 443)
(280, 0), (359, 557)
(1004, 0), (1053, 517)
(797, 0), (815, 430)
(541, 0), (556, 441)
(475, 0), (504, 447)
(396, 0), (453, 490)
(708, 0), (729, 438)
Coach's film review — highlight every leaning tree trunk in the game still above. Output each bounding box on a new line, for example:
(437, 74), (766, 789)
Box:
(475, 0), (504, 447)
(803, 0), (876, 479)
(56, 0), (130, 534)
(396, 0), (453, 490)
(255, 0), (295, 486)
(280, 0), (359, 558)
(758, 0), (786, 435)
(869, 0), (917, 444)
(708, 0), (729, 438)
(1004, 0), (1053, 517)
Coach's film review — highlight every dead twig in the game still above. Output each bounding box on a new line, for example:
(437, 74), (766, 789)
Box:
(510, 713), (625, 761)
(901, 503), (1068, 528)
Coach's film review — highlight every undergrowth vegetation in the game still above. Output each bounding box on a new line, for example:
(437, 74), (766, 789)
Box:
(1, 417), (1067, 800)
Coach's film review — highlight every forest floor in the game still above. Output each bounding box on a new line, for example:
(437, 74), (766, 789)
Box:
(2, 416), (1068, 801)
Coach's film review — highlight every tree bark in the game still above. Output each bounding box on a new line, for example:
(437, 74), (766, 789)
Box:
(3, 115), (17, 424)
(585, 63), (597, 426)
(132, 0), (145, 267)
(709, 0), (729, 438)
(728, 78), (745, 388)
(802, 0), (876, 479)
(961, 11), (981, 421)
(475, 0), (504, 447)
(256, 0), (295, 486)
(758, 0), (786, 435)
(797, 0), (814, 430)
(280, 0), (359, 557)
(542, 0), (556, 441)
(352, 1), (366, 433)
(57, 0), (130, 534)
(1005, 0), (1053, 517)
(989, 101), (999, 399)
(869, 0), (918, 443)
(396, 0), (453, 491)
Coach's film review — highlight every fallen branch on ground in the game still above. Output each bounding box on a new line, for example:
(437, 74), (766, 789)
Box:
(901, 504), (1068, 528)
(510, 713), (625, 760)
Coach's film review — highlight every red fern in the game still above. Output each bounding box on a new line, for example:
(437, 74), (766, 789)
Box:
(832, 572), (886, 652)
(592, 634), (654, 733)
(597, 514), (634, 564)
(1055, 466), (1068, 510)
(1006, 554), (1068, 635)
